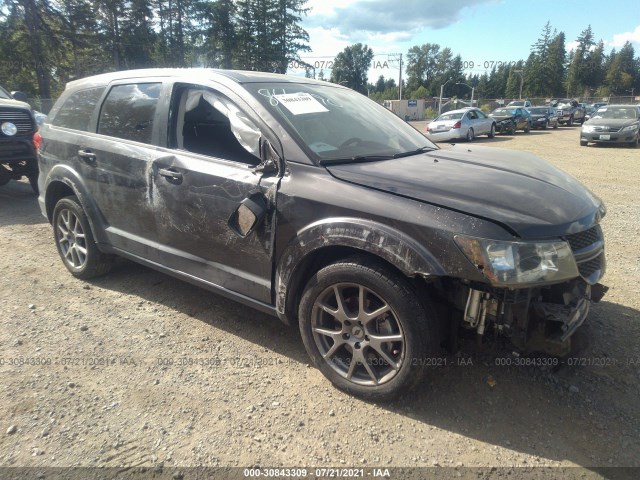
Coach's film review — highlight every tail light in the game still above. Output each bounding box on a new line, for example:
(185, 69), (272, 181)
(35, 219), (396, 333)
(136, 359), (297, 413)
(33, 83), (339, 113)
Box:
(33, 131), (42, 150)
(452, 121), (461, 129)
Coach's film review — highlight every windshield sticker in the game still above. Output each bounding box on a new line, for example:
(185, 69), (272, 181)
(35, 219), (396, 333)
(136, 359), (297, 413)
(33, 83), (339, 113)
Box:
(273, 92), (329, 115)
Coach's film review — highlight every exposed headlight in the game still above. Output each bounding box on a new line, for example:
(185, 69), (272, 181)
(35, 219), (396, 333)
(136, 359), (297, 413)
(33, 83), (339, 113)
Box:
(581, 125), (596, 133)
(1, 122), (17, 136)
(621, 124), (639, 132)
(454, 235), (578, 286)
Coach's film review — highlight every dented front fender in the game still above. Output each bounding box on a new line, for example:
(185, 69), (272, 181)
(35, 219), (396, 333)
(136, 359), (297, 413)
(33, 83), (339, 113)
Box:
(274, 217), (446, 323)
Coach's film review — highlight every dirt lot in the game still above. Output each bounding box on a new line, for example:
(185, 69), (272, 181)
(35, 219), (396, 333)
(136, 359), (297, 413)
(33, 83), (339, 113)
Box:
(1, 126), (639, 479)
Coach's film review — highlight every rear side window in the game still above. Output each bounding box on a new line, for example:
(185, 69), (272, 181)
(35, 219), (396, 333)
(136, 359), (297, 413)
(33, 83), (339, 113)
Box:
(98, 83), (161, 144)
(51, 87), (105, 131)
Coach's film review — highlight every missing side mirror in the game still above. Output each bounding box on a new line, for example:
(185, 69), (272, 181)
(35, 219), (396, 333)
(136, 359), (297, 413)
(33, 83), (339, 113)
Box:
(228, 193), (267, 237)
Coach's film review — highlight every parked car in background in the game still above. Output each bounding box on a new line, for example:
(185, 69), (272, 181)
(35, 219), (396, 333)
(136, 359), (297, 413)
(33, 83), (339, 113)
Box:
(580, 105), (640, 147)
(551, 98), (586, 126)
(489, 107), (531, 134)
(37, 68), (608, 400)
(584, 102), (609, 121)
(426, 107), (496, 142)
(527, 106), (559, 129)
(507, 100), (532, 108)
(0, 85), (40, 192)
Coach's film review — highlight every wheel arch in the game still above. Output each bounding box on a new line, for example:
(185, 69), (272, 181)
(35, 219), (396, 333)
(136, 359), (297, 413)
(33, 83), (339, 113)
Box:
(275, 218), (446, 325)
(44, 165), (109, 244)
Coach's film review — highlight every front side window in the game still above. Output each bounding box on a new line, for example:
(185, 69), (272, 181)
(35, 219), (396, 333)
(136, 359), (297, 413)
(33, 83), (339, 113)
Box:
(98, 83), (161, 144)
(170, 86), (261, 165)
(51, 87), (105, 132)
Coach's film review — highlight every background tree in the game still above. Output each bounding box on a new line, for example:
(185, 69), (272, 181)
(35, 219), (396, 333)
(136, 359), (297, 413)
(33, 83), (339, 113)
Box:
(330, 43), (374, 94)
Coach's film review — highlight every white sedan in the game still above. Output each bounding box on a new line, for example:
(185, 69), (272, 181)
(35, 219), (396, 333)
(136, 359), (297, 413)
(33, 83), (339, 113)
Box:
(426, 108), (496, 142)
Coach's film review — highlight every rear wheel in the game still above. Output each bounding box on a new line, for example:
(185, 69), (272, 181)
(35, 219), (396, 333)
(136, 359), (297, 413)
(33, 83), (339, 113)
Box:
(52, 196), (114, 279)
(298, 259), (436, 401)
(466, 128), (474, 142)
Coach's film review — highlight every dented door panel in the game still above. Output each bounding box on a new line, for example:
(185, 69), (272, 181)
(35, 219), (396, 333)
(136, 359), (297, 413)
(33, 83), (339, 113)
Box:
(150, 152), (274, 302)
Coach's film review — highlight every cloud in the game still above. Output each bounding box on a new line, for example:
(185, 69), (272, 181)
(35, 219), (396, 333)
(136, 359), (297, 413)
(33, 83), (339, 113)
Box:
(305, 0), (500, 37)
(565, 40), (580, 53)
(609, 25), (640, 48)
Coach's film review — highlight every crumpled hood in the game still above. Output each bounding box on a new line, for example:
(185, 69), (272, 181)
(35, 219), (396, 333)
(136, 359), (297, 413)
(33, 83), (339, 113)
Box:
(490, 114), (515, 122)
(325, 145), (603, 238)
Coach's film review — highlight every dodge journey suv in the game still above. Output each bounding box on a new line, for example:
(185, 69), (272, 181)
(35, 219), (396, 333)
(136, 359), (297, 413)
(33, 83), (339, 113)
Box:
(38, 69), (608, 400)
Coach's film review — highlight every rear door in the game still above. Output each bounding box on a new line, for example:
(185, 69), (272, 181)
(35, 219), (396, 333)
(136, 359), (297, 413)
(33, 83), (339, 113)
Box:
(149, 83), (279, 303)
(81, 81), (164, 259)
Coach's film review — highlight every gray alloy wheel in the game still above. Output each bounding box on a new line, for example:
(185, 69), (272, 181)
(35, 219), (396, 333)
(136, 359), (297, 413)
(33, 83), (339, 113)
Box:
(542, 120), (548, 130)
(488, 123), (495, 138)
(310, 282), (405, 386)
(56, 208), (88, 270)
(298, 258), (435, 401)
(466, 128), (474, 141)
(53, 196), (114, 279)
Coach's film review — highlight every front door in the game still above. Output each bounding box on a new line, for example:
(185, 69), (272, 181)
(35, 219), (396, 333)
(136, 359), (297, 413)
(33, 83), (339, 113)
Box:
(150, 85), (277, 303)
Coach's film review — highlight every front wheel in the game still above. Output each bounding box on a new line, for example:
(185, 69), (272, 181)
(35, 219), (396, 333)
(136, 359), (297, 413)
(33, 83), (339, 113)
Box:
(568, 115), (574, 127)
(542, 120), (548, 130)
(580, 140), (588, 146)
(52, 196), (114, 279)
(488, 124), (496, 138)
(524, 122), (531, 133)
(298, 259), (436, 401)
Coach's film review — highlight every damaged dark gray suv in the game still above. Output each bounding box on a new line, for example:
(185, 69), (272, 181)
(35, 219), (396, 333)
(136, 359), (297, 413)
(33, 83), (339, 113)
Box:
(38, 69), (607, 400)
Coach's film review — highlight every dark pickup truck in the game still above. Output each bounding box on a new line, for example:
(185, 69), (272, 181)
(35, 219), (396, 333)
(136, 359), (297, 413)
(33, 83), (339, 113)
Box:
(0, 86), (40, 192)
(551, 98), (586, 126)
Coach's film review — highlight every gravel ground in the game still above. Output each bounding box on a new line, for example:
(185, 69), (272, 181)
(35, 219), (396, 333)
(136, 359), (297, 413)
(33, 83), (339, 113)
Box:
(1, 125), (639, 479)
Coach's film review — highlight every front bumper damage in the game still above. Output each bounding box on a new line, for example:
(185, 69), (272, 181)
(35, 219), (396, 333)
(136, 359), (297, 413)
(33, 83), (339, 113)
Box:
(461, 223), (608, 356)
(458, 279), (608, 356)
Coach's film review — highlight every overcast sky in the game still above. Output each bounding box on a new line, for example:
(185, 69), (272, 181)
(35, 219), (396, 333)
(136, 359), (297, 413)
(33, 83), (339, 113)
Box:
(292, 0), (640, 82)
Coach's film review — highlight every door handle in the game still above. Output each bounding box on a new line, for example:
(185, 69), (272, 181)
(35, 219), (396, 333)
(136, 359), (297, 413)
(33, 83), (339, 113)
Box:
(158, 168), (183, 181)
(78, 149), (96, 164)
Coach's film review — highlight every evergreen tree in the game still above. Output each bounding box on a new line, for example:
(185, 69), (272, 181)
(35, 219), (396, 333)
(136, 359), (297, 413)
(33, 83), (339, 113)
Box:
(330, 43), (374, 94)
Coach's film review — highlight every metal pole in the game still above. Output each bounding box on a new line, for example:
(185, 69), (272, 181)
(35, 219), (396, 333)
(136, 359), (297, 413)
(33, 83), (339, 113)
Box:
(439, 84), (444, 114)
(471, 87), (475, 106)
(398, 53), (403, 100)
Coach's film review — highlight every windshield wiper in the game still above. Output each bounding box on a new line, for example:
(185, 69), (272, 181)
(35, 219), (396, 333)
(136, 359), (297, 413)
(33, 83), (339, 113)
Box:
(392, 145), (435, 159)
(319, 155), (394, 166)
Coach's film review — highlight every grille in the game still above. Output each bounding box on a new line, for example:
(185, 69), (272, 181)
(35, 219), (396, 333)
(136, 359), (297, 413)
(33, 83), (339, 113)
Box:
(565, 225), (605, 282)
(593, 126), (621, 133)
(565, 225), (602, 252)
(0, 108), (35, 135)
(578, 254), (604, 278)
